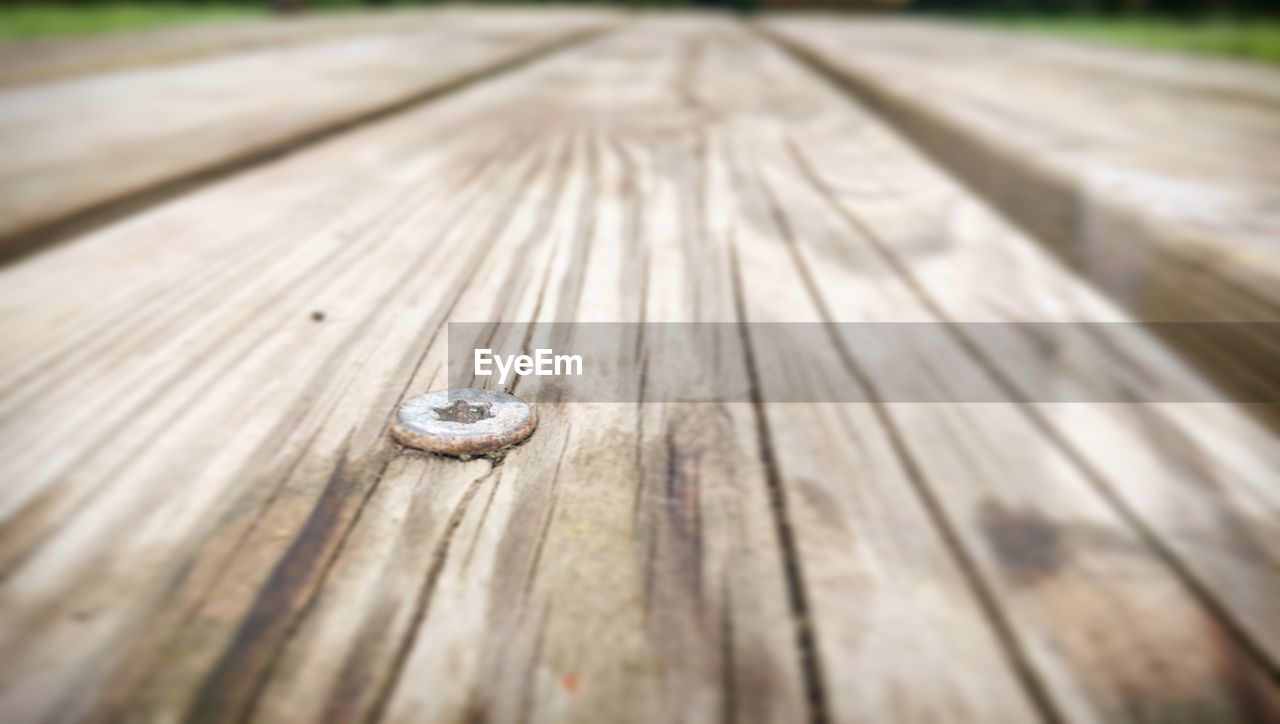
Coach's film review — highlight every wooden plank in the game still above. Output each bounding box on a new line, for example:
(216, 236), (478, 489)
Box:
(782, 106), (1280, 672)
(0, 8), (448, 88)
(0, 14), (1277, 724)
(761, 17), (1280, 403)
(0, 18), (804, 723)
(710, 33), (1278, 720)
(870, 18), (1280, 108)
(0, 8), (617, 255)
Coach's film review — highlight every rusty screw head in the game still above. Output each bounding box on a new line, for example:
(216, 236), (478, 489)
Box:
(391, 388), (536, 457)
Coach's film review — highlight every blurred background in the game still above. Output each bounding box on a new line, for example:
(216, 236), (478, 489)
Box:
(2, 0), (1278, 65)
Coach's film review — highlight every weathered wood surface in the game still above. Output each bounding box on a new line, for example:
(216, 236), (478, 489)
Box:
(0, 8), (617, 256)
(762, 17), (1280, 402)
(0, 14), (1277, 724)
(783, 17), (1280, 107)
(0, 8), (480, 88)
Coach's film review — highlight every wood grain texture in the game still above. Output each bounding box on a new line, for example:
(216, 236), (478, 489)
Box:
(0, 8), (617, 253)
(0, 14), (1277, 724)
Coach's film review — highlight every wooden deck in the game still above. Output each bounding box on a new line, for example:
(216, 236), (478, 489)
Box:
(0, 12), (1277, 723)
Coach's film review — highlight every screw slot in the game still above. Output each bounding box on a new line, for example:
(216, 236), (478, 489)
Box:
(432, 400), (494, 424)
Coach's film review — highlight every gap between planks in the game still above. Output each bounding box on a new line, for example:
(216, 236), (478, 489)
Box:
(0, 17), (617, 265)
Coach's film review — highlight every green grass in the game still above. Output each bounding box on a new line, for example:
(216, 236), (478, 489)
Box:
(0, 4), (269, 40)
(975, 16), (1280, 65)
